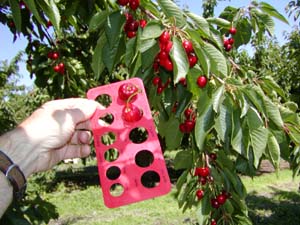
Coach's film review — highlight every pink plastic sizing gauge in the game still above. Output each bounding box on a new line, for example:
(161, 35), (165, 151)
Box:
(87, 77), (171, 208)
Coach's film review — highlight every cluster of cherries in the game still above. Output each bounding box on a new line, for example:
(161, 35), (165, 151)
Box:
(118, 83), (143, 122)
(194, 155), (231, 225)
(182, 39), (198, 68)
(47, 51), (65, 74)
(117, 0), (140, 10)
(124, 13), (147, 38)
(179, 107), (196, 133)
(223, 27), (237, 52)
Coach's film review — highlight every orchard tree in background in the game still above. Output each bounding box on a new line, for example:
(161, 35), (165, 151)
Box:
(1, 0), (300, 224)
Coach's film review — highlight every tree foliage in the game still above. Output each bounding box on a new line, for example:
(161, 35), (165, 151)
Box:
(1, 0), (300, 224)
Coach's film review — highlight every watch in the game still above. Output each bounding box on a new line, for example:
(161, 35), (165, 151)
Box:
(0, 150), (27, 200)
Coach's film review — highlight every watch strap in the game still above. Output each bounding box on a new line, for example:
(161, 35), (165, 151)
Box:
(0, 150), (27, 200)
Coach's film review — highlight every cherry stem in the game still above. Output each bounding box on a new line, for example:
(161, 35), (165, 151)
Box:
(126, 87), (141, 104)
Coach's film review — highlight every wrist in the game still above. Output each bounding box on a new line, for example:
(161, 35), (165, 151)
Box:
(0, 127), (37, 178)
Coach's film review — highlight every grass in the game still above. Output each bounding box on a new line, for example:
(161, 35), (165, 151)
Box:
(42, 169), (300, 225)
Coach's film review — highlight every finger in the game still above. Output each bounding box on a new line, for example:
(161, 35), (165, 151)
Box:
(61, 144), (91, 160)
(69, 130), (91, 145)
(76, 120), (92, 131)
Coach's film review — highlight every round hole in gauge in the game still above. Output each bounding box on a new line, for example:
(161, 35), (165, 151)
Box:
(141, 171), (160, 188)
(106, 166), (121, 180)
(109, 183), (124, 197)
(98, 113), (114, 126)
(129, 127), (148, 144)
(135, 150), (154, 168)
(104, 148), (119, 162)
(95, 94), (112, 108)
(101, 132), (116, 146)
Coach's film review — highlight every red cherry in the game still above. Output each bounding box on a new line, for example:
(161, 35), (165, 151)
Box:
(172, 101), (179, 113)
(139, 19), (147, 28)
(217, 194), (227, 205)
(152, 76), (161, 86)
(179, 123), (188, 133)
(224, 44), (232, 52)
(158, 50), (169, 62)
(122, 103), (143, 122)
(126, 21), (139, 31)
(229, 27), (237, 35)
(156, 86), (164, 94)
(52, 52), (59, 60)
(188, 53), (198, 68)
(127, 31), (136, 38)
(184, 120), (195, 133)
(182, 39), (194, 54)
(161, 58), (173, 71)
(125, 13), (134, 23)
(118, 0), (129, 6)
(228, 37), (234, 45)
(46, 20), (52, 28)
(211, 198), (220, 208)
(223, 38), (230, 47)
(159, 31), (170, 44)
(47, 51), (54, 59)
(164, 41), (173, 53)
(129, 0), (140, 10)
(118, 83), (139, 102)
(209, 153), (217, 160)
(184, 108), (193, 119)
(196, 189), (204, 200)
(197, 75), (207, 88)
(211, 219), (217, 225)
(58, 62), (65, 74)
(199, 176), (207, 185)
(153, 62), (159, 72)
(179, 77), (187, 87)
(53, 65), (60, 73)
(198, 167), (210, 177)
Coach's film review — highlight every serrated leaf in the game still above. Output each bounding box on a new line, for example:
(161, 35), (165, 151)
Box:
(251, 8), (275, 36)
(186, 12), (210, 36)
(174, 150), (193, 170)
(259, 2), (289, 24)
(194, 46), (210, 76)
(247, 106), (263, 130)
(89, 10), (110, 32)
(195, 91), (215, 150)
(266, 133), (280, 171)
(260, 76), (286, 99)
(206, 17), (231, 29)
(157, 0), (185, 27)
(264, 98), (284, 128)
(249, 126), (268, 168)
(92, 32), (106, 79)
(202, 42), (228, 78)
(234, 18), (252, 48)
(170, 36), (189, 84)
(141, 21), (163, 40)
(212, 85), (225, 112)
(231, 109), (246, 155)
(105, 11), (124, 48)
(9, 0), (22, 32)
(37, 0), (61, 37)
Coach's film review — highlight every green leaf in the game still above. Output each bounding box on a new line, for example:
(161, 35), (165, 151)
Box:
(242, 85), (266, 117)
(9, 0), (22, 32)
(195, 91), (215, 150)
(89, 10), (110, 32)
(259, 2), (289, 24)
(92, 32), (106, 80)
(196, 194), (210, 225)
(249, 126), (268, 168)
(206, 17), (231, 29)
(176, 170), (189, 191)
(170, 36), (189, 84)
(234, 18), (252, 48)
(264, 98), (284, 128)
(202, 42), (228, 78)
(251, 8), (275, 36)
(186, 12), (210, 37)
(24, 0), (44, 23)
(260, 76), (287, 100)
(212, 85), (225, 113)
(231, 109), (246, 155)
(105, 11), (124, 48)
(158, 116), (183, 149)
(246, 106), (264, 130)
(194, 46), (210, 76)
(174, 150), (193, 170)
(157, 0), (185, 27)
(141, 21), (163, 40)
(266, 133), (280, 171)
(37, 0), (61, 37)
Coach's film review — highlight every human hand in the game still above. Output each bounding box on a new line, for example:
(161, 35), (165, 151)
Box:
(0, 98), (102, 177)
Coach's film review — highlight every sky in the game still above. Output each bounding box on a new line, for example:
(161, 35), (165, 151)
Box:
(0, 0), (297, 86)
